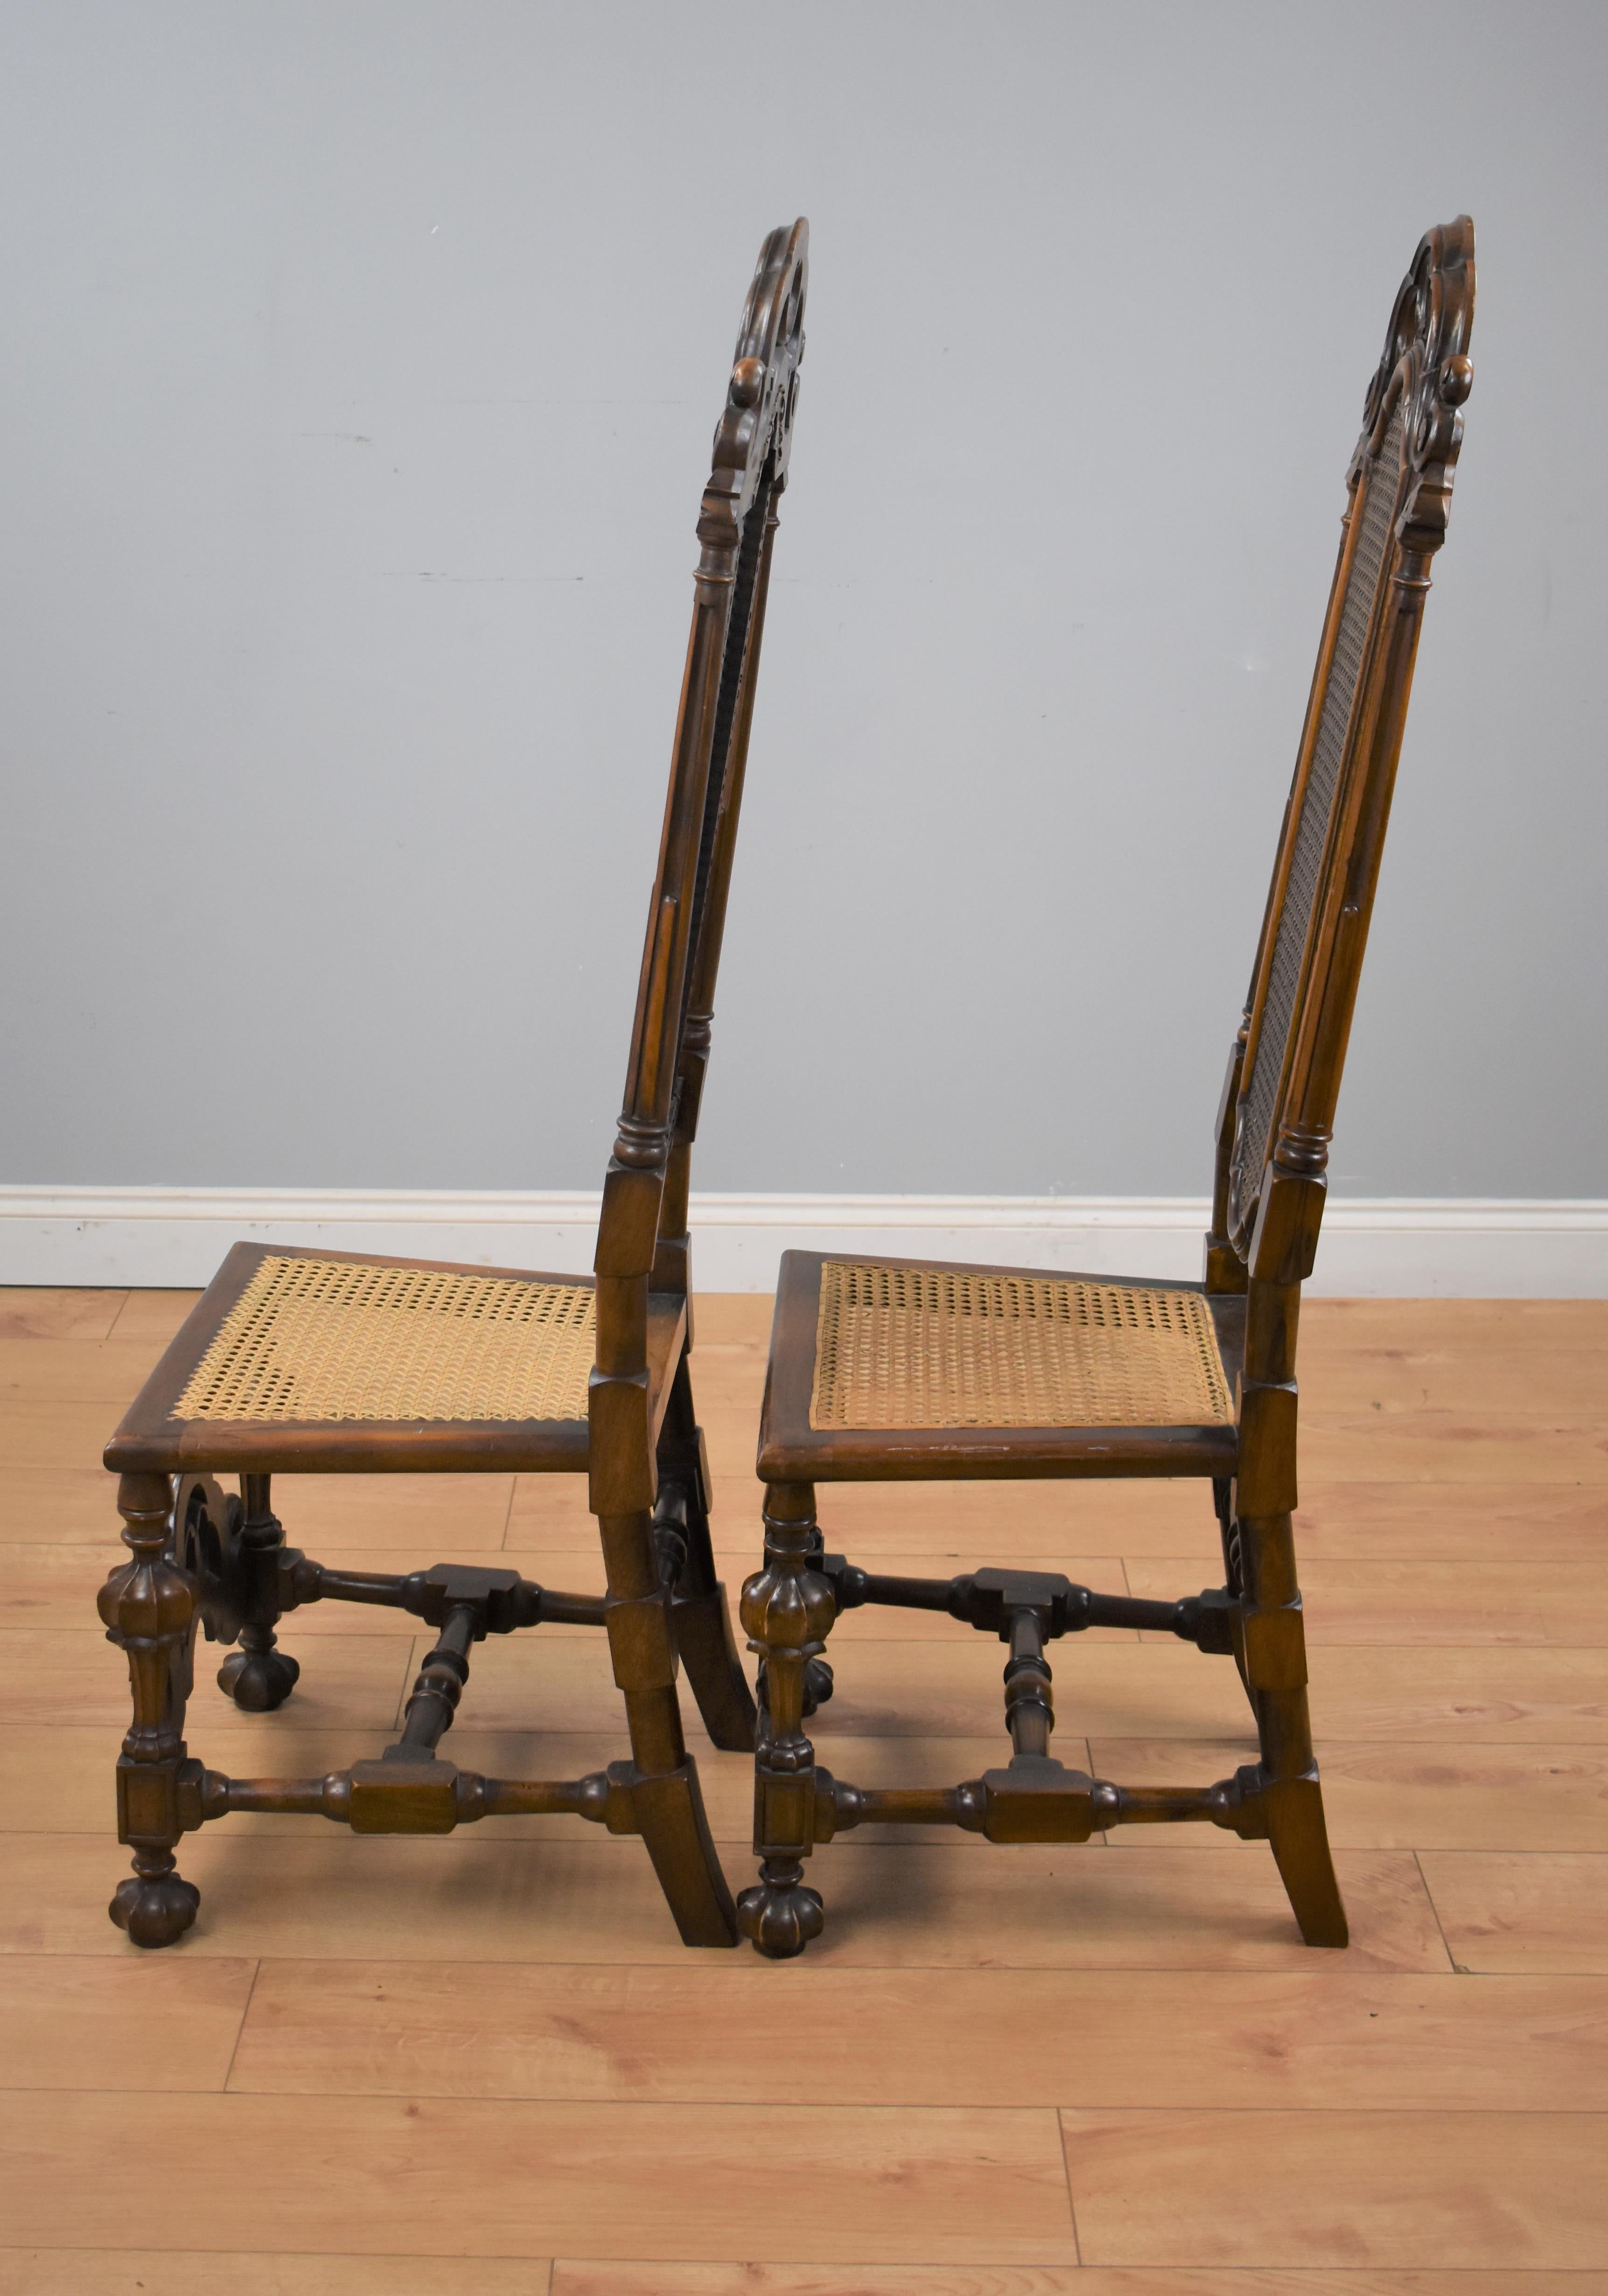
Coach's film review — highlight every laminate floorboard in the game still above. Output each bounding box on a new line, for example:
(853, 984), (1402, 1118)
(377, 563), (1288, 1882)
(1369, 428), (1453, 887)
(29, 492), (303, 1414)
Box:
(227, 1961), (1608, 2109)
(551, 2270), (1608, 2296)
(6, 1288), (1606, 2275)
(0, 2094), (1080, 2263)
(1416, 1849), (1608, 1970)
(1058, 2108), (1606, 2268)
(0, 1952), (256, 2088)
(0, 1291), (126, 1342)
(0, 2264), (555, 2296)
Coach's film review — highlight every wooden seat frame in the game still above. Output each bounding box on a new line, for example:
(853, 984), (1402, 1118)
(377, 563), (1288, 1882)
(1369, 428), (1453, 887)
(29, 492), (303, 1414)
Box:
(738, 219), (1475, 1957)
(97, 218), (809, 1951)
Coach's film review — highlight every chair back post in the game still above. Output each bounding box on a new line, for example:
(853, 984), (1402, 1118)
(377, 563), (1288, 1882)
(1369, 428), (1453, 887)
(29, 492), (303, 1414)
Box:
(656, 421), (790, 1299)
(1204, 1004), (1253, 1296)
(590, 221), (807, 1520)
(1224, 219), (1475, 1511)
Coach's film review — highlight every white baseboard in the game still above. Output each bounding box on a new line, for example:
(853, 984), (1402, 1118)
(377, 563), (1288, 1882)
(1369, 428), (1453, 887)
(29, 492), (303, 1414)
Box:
(1, 1186), (1605, 1295)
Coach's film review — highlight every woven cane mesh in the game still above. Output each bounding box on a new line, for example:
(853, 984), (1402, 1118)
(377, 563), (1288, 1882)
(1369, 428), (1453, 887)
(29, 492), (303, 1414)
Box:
(173, 1256), (594, 1425)
(809, 1261), (1234, 1432)
(1235, 407), (1406, 1210)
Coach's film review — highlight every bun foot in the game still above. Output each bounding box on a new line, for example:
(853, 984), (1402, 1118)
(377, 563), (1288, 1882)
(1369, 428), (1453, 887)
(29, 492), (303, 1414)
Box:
(737, 1860), (825, 1958)
(217, 1645), (300, 1712)
(110, 1859), (200, 1949)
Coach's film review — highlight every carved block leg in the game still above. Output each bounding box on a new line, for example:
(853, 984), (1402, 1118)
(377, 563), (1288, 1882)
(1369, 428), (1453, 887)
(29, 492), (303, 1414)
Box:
(97, 1472), (202, 1948)
(737, 1482), (837, 1958)
(655, 1360), (756, 1752)
(216, 1474), (300, 1712)
(599, 1506), (741, 1948)
(1237, 1509), (1348, 1948)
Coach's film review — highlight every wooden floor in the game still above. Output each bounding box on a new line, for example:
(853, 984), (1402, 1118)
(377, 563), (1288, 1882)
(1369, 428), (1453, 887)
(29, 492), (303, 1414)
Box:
(2, 1286), (1607, 2292)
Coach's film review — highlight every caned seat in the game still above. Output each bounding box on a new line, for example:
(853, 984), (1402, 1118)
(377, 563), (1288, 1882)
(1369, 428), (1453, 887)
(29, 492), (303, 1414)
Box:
(96, 218), (809, 1955)
(106, 1242), (692, 1474)
(759, 1251), (1240, 1481)
(738, 219), (1475, 1963)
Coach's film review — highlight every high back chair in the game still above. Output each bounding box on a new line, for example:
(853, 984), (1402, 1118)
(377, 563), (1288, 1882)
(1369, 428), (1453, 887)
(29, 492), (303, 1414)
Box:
(98, 218), (808, 1951)
(739, 218), (1475, 1957)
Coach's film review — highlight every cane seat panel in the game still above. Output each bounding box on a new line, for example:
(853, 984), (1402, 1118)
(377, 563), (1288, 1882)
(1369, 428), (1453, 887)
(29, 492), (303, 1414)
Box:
(174, 1253), (594, 1426)
(756, 1251), (1240, 1484)
(101, 1242), (669, 1474)
(810, 1259), (1234, 1432)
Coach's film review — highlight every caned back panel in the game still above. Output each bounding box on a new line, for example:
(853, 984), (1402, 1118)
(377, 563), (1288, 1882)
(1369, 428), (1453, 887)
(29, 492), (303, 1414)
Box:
(683, 456), (776, 1051)
(611, 221), (806, 1171)
(1226, 218), (1475, 1254)
(1231, 411), (1405, 1215)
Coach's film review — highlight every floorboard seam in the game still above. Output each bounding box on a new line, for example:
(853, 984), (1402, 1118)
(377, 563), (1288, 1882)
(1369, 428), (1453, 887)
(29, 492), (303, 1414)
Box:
(1054, 2107), (1083, 2264)
(1414, 1846), (1466, 1974)
(218, 1956), (261, 2094)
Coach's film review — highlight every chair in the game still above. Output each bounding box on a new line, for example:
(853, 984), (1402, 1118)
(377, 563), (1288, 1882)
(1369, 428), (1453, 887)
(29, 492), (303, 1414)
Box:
(97, 217), (809, 1951)
(738, 218), (1475, 1957)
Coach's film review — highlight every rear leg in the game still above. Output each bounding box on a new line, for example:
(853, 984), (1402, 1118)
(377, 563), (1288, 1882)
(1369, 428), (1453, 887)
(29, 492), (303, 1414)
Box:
(1238, 1508), (1347, 1947)
(1258, 1722), (1349, 1948)
(175, 1473), (300, 1712)
(598, 1503), (740, 1947)
(655, 1360), (756, 1752)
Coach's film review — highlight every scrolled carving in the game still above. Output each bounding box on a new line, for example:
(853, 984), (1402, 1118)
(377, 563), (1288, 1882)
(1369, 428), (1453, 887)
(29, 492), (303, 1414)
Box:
(696, 220), (808, 578)
(720, 221), (807, 493)
(169, 1473), (248, 1645)
(1358, 214), (1475, 561)
(169, 1471), (301, 1712)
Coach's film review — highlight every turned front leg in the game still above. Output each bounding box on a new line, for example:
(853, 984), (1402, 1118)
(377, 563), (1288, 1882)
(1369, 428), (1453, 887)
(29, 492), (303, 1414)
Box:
(97, 1471), (203, 1947)
(736, 1482), (837, 1958)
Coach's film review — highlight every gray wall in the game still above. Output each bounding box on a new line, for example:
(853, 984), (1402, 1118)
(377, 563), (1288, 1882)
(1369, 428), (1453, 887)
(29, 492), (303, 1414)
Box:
(2, 0), (1604, 1199)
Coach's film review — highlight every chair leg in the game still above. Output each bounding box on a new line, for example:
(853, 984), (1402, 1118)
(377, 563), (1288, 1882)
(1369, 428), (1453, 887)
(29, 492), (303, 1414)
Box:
(1237, 1509), (1348, 1948)
(216, 1474), (300, 1712)
(656, 1360), (757, 1752)
(671, 1526), (759, 1752)
(1259, 1720), (1348, 1947)
(598, 1507), (741, 1948)
(97, 1472), (202, 1948)
(736, 1481), (838, 1958)
(1214, 1476), (1252, 1702)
